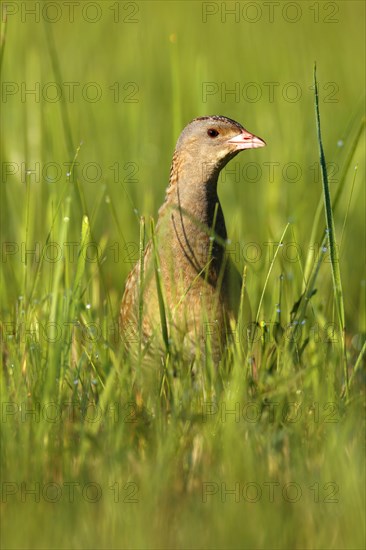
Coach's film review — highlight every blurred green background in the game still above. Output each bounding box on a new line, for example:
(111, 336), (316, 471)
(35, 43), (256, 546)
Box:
(1, 1), (365, 549)
(1, 0), (365, 328)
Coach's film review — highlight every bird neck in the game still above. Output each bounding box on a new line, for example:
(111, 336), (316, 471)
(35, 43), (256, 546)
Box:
(157, 152), (228, 278)
(161, 150), (227, 237)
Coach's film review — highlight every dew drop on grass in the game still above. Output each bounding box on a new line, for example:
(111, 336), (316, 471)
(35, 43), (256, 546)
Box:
(64, 216), (70, 222)
(105, 195), (110, 204)
(337, 140), (344, 147)
(73, 379), (79, 385)
(86, 303), (91, 309)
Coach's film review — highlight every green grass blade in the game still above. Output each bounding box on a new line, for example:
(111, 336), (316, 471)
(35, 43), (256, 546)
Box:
(0, 9), (7, 78)
(48, 198), (71, 330)
(303, 118), (365, 287)
(150, 219), (170, 354)
(43, 22), (74, 158)
(255, 223), (290, 325)
(348, 339), (366, 390)
(73, 215), (91, 300)
(138, 216), (146, 361)
(313, 64), (348, 395)
(339, 165), (358, 251)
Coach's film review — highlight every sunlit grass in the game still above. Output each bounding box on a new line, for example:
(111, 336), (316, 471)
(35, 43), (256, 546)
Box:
(1, 3), (365, 549)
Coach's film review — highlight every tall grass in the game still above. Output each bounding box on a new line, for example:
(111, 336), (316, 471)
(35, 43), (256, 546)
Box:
(1, 3), (365, 549)
(313, 63), (347, 395)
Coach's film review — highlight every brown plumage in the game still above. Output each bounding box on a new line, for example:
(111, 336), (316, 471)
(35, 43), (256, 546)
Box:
(120, 115), (266, 366)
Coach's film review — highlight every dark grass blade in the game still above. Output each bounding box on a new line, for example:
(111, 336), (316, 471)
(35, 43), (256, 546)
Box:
(303, 118), (365, 286)
(313, 64), (348, 395)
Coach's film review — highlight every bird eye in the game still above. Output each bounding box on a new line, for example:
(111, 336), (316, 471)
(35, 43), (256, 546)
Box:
(207, 128), (219, 138)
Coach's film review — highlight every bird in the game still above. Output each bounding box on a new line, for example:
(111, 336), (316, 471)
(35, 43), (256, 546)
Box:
(120, 115), (266, 368)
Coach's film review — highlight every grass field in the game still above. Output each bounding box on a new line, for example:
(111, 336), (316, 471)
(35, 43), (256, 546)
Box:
(1, 1), (365, 549)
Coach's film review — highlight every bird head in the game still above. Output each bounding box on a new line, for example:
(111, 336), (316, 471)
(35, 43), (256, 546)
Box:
(174, 115), (266, 176)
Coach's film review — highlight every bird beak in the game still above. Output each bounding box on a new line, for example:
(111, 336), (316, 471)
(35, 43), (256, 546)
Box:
(227, 130), (266, 150)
